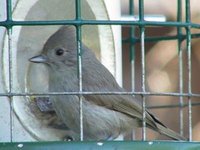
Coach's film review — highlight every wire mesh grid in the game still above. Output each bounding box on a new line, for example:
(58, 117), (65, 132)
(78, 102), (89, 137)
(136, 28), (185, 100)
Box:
(0, 0), (200, 144)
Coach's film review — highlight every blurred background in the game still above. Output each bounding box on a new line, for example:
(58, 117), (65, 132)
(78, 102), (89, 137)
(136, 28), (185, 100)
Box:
(121, 0), (200, 140)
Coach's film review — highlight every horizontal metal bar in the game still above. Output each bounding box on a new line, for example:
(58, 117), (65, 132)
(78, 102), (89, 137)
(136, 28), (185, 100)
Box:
(123, 33), (200, 43)
(1, 141), (200, 150)
(0, 20), (200, 28)
(147, 102), (200, 109)
(0, 91), (199, 97)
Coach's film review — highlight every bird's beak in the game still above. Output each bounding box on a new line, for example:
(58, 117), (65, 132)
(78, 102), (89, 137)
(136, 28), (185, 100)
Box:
(29, 54), (48, 63)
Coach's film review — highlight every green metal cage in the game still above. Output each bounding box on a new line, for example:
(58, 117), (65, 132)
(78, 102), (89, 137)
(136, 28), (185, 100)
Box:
(1, 0), (200, 149)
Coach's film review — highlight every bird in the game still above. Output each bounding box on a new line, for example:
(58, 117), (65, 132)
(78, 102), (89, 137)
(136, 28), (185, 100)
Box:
(29, 25), (187, 141)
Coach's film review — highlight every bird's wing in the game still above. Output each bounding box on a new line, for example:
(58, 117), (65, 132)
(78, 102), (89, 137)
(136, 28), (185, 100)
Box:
(82, 56), (157, 128)
(84, 94), (157, 129)
(81, 47), (187, 140)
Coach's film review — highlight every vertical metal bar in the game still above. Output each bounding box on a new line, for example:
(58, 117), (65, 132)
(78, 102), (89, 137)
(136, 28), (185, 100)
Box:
(129, 0), (135, 91)
(75, 0), (83, 141)
(6, 0), (13, 142)
(177, 0), (184, 136)
(138, 0), (146, 141)
(129, 0), (136, 140)
(6, 0), (12, 21)
(185, 0), (192, 141)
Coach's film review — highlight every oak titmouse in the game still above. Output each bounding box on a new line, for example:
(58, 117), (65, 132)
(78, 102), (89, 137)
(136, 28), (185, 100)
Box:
(29, 26), (186, 141)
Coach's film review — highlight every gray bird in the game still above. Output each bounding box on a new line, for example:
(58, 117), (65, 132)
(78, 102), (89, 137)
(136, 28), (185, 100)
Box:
(29, 26), (186, 141)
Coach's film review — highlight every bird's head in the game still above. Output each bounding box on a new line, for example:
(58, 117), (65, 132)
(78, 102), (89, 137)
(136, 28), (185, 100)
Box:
(29, 26), (77, 69)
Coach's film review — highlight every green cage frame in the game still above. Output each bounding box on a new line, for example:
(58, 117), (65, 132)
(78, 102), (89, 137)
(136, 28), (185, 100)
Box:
(1, 0), (200, 149)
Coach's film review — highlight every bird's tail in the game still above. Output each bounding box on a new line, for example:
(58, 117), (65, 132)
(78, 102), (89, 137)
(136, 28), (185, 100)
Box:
(156, 123), (187, 141)
(146, 110), (187, 140)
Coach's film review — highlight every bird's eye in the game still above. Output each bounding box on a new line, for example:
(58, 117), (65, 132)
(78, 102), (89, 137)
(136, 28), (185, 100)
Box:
(55, 48), (64, 56)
